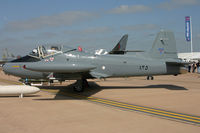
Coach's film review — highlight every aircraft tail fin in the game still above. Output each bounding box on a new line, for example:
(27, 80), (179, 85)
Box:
(149, 30), (178, 59)
(109, 34), (128, 54)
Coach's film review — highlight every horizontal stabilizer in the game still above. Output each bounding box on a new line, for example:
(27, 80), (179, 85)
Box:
(166, 61), (190, 66)
(124, 50), (145, 53)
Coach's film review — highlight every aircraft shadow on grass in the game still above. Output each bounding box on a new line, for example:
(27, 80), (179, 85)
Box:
(35, 81), (188, 101)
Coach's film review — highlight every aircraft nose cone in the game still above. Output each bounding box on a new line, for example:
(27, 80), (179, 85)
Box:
(2, 63), (7, 71)
(2, 63), (9, 74)
(2, 63), (18, 75)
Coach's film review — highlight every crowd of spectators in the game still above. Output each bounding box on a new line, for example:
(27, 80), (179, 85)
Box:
(188, 62), (200, 73)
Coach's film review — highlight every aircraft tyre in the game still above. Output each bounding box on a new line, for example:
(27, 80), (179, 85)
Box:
(24, 82), (31, 86)
(147, 76), (154, 80)
(73, 85), (84, 92)
(73, 79), (88, 92)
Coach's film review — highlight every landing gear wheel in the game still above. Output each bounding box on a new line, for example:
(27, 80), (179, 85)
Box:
(24, 82), (31, 86)
(73, 85), (84, 92)
(147, 76), (154, 80)
(49, 80), (54, 86)
(73, 79), (88, 92)
(83, 79), (89, 88)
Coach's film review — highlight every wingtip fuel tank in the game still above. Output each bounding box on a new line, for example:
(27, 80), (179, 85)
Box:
(0, 85), (40, 98)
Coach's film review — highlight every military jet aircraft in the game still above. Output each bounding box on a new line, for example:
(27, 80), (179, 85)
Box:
(3, 30), (187, 92)
(2, 34), (128, 85)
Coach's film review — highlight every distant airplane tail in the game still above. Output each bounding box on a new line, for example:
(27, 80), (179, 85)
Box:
(149, 30), (178, 59)
(109, 34), (128, 54)
(2, 48), (15, 59)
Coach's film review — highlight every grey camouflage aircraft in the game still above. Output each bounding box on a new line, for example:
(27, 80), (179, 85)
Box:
(3, 30), (186, 92)
(2, 34), (128, 85)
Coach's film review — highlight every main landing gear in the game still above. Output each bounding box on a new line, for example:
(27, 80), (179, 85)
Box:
(147, 76), (154, 80)
(73, 79), (89, 92)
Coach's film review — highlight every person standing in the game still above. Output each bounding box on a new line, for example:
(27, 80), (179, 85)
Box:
(188, 64), (191, 72)
(196, 61), (200, 73)
(192, 63), (196, 73)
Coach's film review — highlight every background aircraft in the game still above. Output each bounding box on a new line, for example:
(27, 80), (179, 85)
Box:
(3, 30), (187, 92)
(0, 48), (16, 65)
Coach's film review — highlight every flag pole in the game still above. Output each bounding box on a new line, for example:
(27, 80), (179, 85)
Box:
(190, 16), (193, 53)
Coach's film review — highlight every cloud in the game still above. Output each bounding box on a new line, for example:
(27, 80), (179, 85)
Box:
(159, 0), (199, 10)
(64, 27), (114, 35)
(82, 27), (114, 34)
(0, 38), (21, 45)
(2, 11), (98, 32)
(23, 32), (58, 40)
(122, 24), (159, 31)
(3, 16), (8, 21)
(0, 38), (24, 54)
(197, 33), (200, 38)
(109, 5), (152, 14)
(39, 32), (58, 38)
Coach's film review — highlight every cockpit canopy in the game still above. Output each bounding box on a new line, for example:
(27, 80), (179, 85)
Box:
(29, 45), (77, 58)
(11, 45), (76, 63)
(29, 45), (62, 58)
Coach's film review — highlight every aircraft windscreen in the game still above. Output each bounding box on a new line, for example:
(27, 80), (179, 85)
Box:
(11, 55), (40, 62)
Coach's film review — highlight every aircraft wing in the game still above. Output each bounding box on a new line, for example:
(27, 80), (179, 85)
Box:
(24, 62), (96, 73)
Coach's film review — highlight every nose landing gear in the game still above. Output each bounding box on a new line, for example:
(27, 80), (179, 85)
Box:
(147, 76), (154, 80)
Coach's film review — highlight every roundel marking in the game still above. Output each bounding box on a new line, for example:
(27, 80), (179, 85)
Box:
(102, 66), (106, 70)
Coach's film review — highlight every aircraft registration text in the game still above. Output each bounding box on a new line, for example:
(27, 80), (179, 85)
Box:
(139, 65), (149, 70)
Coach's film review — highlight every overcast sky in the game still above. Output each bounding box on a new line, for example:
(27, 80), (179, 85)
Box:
(0, 0), (200, 56)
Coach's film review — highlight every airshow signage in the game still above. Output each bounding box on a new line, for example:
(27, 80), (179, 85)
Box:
(185, 16), (193, 52)
(185, 16), (191, 42)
